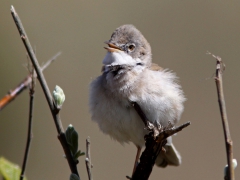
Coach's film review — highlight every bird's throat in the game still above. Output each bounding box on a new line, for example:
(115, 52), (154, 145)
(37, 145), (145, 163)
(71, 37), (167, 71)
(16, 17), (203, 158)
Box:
(105, 64), (133, 77)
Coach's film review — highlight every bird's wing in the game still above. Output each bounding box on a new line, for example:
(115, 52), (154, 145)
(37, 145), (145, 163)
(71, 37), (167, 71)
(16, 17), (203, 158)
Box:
(149, 63), (164, 71)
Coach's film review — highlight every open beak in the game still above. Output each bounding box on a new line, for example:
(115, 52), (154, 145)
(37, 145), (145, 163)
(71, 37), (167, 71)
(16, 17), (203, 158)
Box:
(104, 43), (122, 52)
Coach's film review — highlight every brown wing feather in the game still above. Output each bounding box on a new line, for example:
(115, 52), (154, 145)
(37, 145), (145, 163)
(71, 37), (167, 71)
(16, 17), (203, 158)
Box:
(149, 63), (163, 71)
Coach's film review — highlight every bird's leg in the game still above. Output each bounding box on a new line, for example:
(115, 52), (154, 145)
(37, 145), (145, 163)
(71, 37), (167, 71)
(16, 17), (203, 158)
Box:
(132, 146), (141, 176)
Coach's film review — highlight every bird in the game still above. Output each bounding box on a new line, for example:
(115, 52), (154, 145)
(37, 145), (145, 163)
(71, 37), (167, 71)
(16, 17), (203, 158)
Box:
(89, 24), (186, 173)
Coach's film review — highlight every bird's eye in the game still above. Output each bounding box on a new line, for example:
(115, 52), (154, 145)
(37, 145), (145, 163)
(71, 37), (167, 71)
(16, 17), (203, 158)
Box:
(128, 44), (135, 52)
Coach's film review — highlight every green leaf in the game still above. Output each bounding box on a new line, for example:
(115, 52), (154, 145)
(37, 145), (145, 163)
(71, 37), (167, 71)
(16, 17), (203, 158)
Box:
(65, 125), (78, 155)
(71, 130), (78, 155)
(67, 143), (75, 155)
(69, 173), (80, 180)
(65, 124), (85, 162)
(0, 157), (27, 180)
(74, 150), (85, 160)
(65, 124), (74, 144)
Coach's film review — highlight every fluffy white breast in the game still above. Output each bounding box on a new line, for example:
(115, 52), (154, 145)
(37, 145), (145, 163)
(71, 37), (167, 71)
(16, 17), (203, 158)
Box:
(89, 62), (185, 147)
(128, 69), (185, 127)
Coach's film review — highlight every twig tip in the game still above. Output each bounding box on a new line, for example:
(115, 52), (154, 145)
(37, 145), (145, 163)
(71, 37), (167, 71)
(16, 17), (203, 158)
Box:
(10, 5), (15, 13)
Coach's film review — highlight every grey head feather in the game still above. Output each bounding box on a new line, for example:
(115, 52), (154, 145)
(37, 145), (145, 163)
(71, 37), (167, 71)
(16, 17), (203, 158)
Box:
(106, 24), (152, 67)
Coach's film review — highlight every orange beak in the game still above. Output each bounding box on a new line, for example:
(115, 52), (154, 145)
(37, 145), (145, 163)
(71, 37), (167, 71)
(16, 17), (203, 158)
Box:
(104, 43), (122, 52)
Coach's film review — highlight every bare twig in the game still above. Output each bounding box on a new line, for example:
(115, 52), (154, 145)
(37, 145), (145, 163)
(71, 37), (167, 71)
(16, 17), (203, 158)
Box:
(0, 75), (31, 111)
(11, 6), (79, 178)
(0, 52), (61, 111)
(85, 137), (93, 180)
(131, 101), (190, 180)
(208, 52), (234, 180)
(41, 52), (61, 71)
(20, 64), (35, 180)
(131, 102), (148, 127)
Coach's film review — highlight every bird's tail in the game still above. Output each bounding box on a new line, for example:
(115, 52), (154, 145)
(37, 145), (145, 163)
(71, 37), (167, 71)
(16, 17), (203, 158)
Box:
(155, 143), (182, 168)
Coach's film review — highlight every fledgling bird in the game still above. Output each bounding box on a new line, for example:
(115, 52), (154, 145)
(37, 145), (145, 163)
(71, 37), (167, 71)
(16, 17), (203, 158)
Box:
(89, 24), (185, 172)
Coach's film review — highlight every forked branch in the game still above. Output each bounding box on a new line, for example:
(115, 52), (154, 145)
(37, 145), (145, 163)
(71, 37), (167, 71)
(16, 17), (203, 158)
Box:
(11, 6), (79, 178)
(0, 52), (61, 111)
(131, 101), (190, 180)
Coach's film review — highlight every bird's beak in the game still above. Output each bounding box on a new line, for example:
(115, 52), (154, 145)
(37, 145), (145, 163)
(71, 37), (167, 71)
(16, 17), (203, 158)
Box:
(104, 43), (122, 52)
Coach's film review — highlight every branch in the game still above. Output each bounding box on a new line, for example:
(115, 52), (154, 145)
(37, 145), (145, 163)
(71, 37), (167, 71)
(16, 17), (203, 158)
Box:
(20, 64), (35, 180)
(131, 102), (190, 180)
(208, 52), (235, 180)
(41, 52), (61, 71)
(132, 102), (160, 137)
(131, 122), (190, 180)
(10, 6), (79, 178)
(0, 75), (31, 111)
(0, 52), (61, 111)
(131, 102), (148, 126)
(85, 137), (93, 180)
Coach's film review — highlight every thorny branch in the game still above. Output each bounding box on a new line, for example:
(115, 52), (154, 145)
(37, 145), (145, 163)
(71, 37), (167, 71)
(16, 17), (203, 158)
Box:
(11, 6), (79, 178)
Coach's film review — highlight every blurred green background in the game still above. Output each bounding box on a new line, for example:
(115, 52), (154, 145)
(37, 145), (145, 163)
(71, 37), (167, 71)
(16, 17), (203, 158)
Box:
(0, 1), (240, 180)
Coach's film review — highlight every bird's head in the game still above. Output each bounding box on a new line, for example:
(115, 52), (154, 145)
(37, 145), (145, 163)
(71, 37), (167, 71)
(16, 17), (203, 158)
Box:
(103, 25), (152, 72)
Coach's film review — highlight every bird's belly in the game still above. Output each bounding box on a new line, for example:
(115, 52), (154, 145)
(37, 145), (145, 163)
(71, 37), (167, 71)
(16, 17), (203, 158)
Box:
(91, 94), (179, 147)
(92, 98), (148, 147)
(90, 70), (184, 147)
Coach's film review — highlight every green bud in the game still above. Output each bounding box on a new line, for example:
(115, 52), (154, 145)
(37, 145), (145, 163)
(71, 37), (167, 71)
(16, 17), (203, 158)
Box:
(53, 85), (65, 108)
